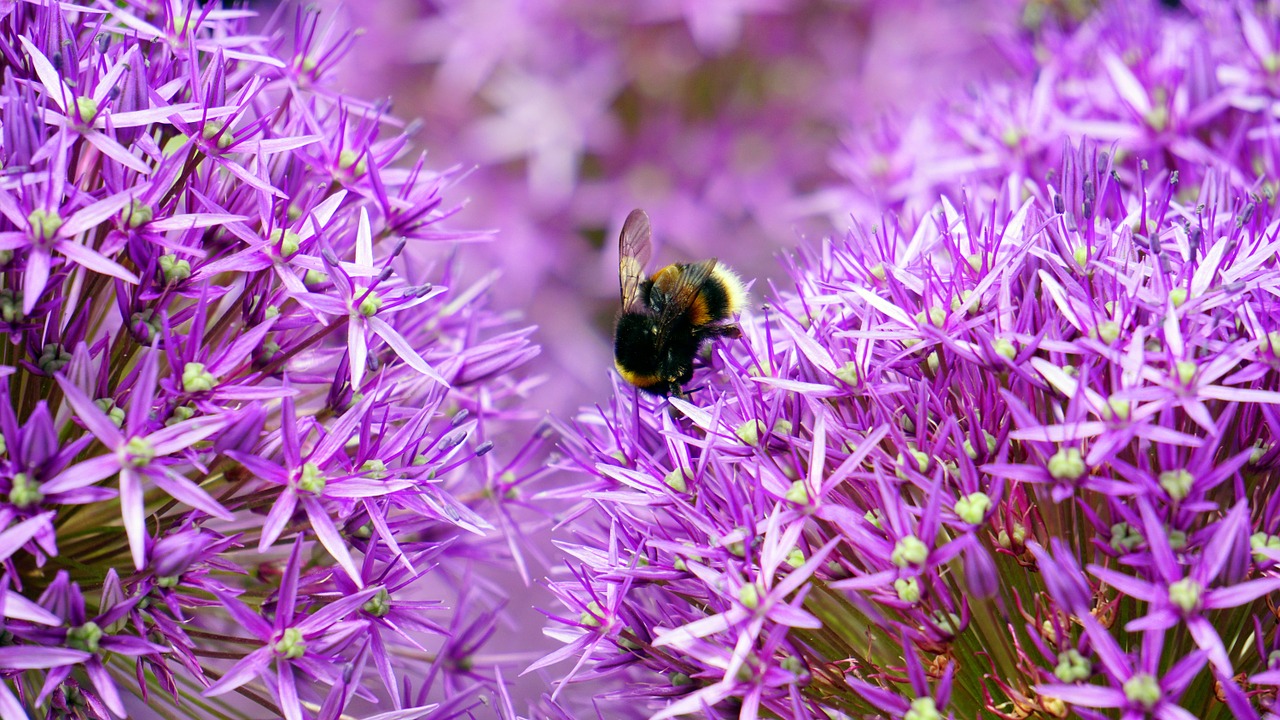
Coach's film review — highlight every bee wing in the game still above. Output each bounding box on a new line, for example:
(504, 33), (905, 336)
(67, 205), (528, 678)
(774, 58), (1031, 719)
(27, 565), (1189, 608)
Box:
(655, 258), (718, 343)
(618, 209), (652, 312)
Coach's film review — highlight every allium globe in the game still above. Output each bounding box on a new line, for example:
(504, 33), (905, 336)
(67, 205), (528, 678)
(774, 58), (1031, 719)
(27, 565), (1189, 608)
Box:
(540, 3), (1280, 719)
(0, 1), (540, 718)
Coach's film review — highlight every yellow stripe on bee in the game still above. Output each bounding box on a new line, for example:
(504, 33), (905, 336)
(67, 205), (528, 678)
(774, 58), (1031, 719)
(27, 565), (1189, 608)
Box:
(651, 264), (680, 292)
(690, 295), (712, 325)
(615, 360), (659, 389)
(712, 266), (748, 315)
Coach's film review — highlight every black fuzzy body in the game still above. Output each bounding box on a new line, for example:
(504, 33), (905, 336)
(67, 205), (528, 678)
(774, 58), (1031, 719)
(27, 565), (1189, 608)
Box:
(613, 268), (740, 396)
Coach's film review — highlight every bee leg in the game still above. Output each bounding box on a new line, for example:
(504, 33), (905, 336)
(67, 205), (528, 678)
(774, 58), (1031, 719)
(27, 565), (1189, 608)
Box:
(701, 324), (742, 340)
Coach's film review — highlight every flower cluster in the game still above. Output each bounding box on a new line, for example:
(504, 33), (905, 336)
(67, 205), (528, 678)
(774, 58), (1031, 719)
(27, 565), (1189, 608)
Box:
(541, 2), (1280, 718)
(322, 0), (1017, 414)
(0, 1), (540, 718)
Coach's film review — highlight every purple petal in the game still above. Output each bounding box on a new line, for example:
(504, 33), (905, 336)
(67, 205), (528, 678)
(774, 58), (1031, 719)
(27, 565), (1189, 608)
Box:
(214, 593), (273, 642)
(60, 190), (140, 237)
(43, 455), (121, 494)
(368, 317), (449, 386)
(1089, 565), (1159, 603)
(0, 514), (54, 564)
(0, 646), (90, 669)
(22, 249), (51, 315)
(294, 587), (381, 635)
(203, 648), (271, 697)
(146, 415), (231, 456)
(56, 240), (140, 284)
(150, 467), (234, 521)
(17, 36), (70, 112)
(1031, 683), (1123, 708)
(303, 498), (363, 586)
(277, 662), (302, 720)
(84, 659), (126, 717)
(120, 469), (146, 570)
(1205, 577), (1280, 609)
(259, 489), (297, 552)
(82, 130), (151, 174)
(53, 375), (124, 447)
(126, 349), (161, 434)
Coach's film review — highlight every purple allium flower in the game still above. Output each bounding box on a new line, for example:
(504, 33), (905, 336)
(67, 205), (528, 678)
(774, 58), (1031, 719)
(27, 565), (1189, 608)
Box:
(538, 3), (1280, 718)
(0, 1), (542, 717)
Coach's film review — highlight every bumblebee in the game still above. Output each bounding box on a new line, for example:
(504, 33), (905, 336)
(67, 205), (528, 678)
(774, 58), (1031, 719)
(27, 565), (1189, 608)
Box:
(613, 209), (747, 396)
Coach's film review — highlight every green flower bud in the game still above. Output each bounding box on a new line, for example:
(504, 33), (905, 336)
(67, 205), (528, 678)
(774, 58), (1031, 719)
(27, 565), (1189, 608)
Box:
(1145, 105), (1169, 132)
(273, 627), (306, 659)
(28, 209), (62, 241)
(932, 610), (960, 635)
(361, 459), (388, 480)
(1174, 360), (1196, 386)
(1093, 320), (1120, 344)
(1158, 469), (1193, 501)
(1251, 440), (1270, 465)
(891, 535), (928, 568)
(785, 480), (809, 505)
(1054, 649), (1091, 682)
(1168, 578), (1202, 613)
(954, 492), (992, 525)
(1102, 397), (1131, 422)
(270, 228), (301, 257)
(8, 473), (43, 508)
(338, 149), (368, 177)
(662, 467), (688, 493)
(736, 419), (767, 446)
(894, 576), (920, 603)
(68, 622), (103, 653)
(182, 361), (217, 393)
(1123, 673), (1160, 709)
(362, 588), (392, 617)
(1073, 245), (1088, 268)
(865, 508), (883, 529)
(1169, 287), (1188, 308)
(164, 404), (195, 427)
(1110, 522), (1143, 552)
(993, 338), (1017, 361)
(904, 697), (941, 720)
(124, 437), (155, 467)
(130, 309), (162, 340)
(202, 120), (233, 149)
(1251, 532), (1280, 563)
(121, 200), (153, 229)
(738, 583), (760, 610)
(159, 254), (191, 283)
(785, 548), (805, 568)
(75, 96), (99, 124)
(835, 361), (858, 386)
(579, 600), (605, 628)
(1047, 447), (1084, 480)
(297, 462), (326, 494)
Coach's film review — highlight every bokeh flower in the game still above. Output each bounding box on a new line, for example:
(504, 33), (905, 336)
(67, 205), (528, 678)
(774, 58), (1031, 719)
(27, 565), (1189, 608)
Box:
(324, 0), (1019, 416)
(0, 1), (541, 717)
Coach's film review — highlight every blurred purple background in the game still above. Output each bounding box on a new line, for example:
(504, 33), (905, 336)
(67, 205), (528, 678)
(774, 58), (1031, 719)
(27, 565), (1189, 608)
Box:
(318, 0), (1022, 419)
